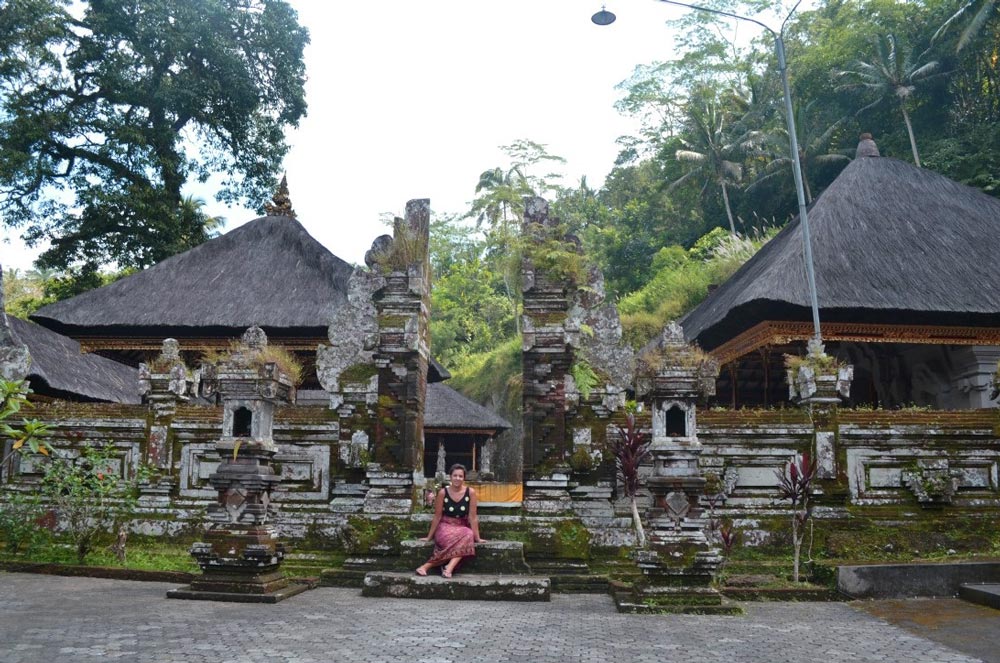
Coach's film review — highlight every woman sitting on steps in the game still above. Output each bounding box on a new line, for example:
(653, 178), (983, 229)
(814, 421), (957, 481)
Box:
(416, 463), (483, 578)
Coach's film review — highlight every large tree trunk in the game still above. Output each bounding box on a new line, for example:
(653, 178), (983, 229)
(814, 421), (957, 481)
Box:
(901, 105), (922, 168)
(720, 182), (736, 234)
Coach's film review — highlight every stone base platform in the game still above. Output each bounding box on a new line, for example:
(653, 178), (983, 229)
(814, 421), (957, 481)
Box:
(610, 581), (743, 615)
(362, 572), (551, 601)
(167, 582), (310, 603)
(959, 584), (1000, 610)
(399, 540), (532, 574)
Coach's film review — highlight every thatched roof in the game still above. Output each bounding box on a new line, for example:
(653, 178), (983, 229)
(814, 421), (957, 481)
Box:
(32, 216), (354, 334)
(682, 156), (1000, 349)
(425, 382), (511, 432)
(9, 317), (139, 403)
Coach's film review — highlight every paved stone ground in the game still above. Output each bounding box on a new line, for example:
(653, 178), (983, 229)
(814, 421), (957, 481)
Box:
(0, 573), (987, 663)
(855, 598), (1000, 663)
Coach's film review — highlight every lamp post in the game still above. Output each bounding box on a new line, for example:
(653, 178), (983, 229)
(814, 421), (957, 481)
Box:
(593, 1), (822, 345)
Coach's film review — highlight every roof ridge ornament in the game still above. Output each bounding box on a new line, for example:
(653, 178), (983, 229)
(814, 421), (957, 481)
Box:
(264, 174), (296, 218)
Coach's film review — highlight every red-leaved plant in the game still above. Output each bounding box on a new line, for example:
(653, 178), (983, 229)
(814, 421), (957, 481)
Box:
(775, 453), (817, 582)
(612, 412), (651, 547)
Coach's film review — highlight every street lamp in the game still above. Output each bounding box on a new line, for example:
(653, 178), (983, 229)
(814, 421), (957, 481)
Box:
(593, 1), (822, 345)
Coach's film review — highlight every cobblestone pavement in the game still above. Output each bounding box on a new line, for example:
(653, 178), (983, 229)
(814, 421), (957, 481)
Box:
(0, 573), (985, 663)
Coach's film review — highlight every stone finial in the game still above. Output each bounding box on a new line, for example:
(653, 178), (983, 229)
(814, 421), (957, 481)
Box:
(264, 175), (296, 218)
(242, 325), (268, 350)
(364, 234), (394, 269)
(160, 338), (181, 362)
(856, 133), (880, 158)
(523, 196), (550, 225)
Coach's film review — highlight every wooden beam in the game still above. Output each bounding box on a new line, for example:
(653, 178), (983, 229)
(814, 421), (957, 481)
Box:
(710, 321), (1000, 365)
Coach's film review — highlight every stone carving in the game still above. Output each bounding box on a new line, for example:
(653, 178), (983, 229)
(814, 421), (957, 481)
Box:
(0, 269), (31, 381)
(436, 441), (447, 480)
(662, 491), (691, 527)
(902, 460), (962, 505)
(316, 264), (382, 400)
(787, 339), (853, 404)
(263, 174), (296, 218)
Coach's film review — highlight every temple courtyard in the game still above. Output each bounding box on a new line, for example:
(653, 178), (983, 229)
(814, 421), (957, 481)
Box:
(1, 573), (998, 663)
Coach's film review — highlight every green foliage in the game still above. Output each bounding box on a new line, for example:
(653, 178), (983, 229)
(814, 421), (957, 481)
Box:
(430, 215), (517, 367)
(372, 220), (428, 273)
(448, 338), (523, 415)
(0, 0), (308, 271)
(618, 228), (775, 348)
(0, 380), (51, 467)
(568, 446), (595, 473)
(570, 360), (600, 401)
(38, 444), (151, 563)
(552, 519), (592, 560)
(0, 490), (47, 555)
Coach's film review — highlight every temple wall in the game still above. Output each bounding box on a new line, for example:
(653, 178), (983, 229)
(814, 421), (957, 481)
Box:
(3, 402), (1000, 547)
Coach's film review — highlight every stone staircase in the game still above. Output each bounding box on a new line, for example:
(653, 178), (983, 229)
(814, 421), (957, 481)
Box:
(359, 540), (551, 601)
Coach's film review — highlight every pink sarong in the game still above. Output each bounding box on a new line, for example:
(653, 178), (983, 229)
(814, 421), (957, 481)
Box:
(427, 515), (475, 566)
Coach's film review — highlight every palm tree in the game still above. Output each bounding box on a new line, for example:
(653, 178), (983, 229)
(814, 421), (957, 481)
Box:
(672, 98), (754, 233)
(836, 35), (946, 168)
(751, 102), (851, 204)
(934, 0), (998, 51)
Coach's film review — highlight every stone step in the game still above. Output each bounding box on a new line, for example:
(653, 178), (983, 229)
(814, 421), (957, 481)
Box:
(549, 574), (610, 594)
(362, 572), (550, 601)
(318, 568), (366, 588)
(399, 540), (531, 574)
(959, 583), (1000, 610)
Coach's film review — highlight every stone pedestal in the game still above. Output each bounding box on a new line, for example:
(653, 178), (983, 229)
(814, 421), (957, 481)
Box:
(619, 438), (737, 614)
(169, 327), (305, 603)
(619, 324), (737, 614)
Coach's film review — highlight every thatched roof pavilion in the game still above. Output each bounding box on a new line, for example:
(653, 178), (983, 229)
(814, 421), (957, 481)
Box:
(425, 382), (511, 432)
(8, 317), (139, 403)
(681, 148), (1000, 408)
(31, 214), (353, 358)
(422, 382), (511, 479)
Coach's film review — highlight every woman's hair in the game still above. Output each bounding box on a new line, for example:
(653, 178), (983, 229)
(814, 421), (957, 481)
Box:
(448, 463), (467, 476)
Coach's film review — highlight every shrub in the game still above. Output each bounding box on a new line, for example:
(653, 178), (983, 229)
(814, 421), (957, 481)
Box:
(39, 444), (150, 563)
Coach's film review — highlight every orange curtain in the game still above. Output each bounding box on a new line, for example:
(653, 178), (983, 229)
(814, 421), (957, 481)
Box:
(468, 482), (523, 503)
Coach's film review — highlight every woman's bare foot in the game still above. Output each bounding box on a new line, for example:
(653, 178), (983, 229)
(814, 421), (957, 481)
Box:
(415, 565), (429, 576)
(441, 568), (452, 579)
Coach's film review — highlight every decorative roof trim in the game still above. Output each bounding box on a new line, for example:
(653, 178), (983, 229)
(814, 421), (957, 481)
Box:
(711, 320), (1000, 365)
(77, 335), (326, 353)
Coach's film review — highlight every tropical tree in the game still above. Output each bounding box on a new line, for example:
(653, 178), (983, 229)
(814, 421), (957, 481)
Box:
(934, 0), (999, 51)
(672, 97), (753, 233)
(836, 34), (945, 168)
(751, 102), (851, 204)
(468, 140), (566, 330)
(0, 0), (308, 271)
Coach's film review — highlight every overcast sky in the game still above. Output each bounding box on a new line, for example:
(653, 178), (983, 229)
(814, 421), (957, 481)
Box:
(2, 0), (771, 271)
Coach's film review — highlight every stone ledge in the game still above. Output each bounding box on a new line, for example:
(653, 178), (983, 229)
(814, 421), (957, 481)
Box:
(362, 571), (550, 601)
(838, 561), (1000, 598)
(167, 582), (310, 603)
(959, 583), (1000, 610)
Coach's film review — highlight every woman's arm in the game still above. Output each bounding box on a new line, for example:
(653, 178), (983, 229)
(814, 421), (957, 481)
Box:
(468, 488), (484, 542)
(423, 489), (445, 540)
